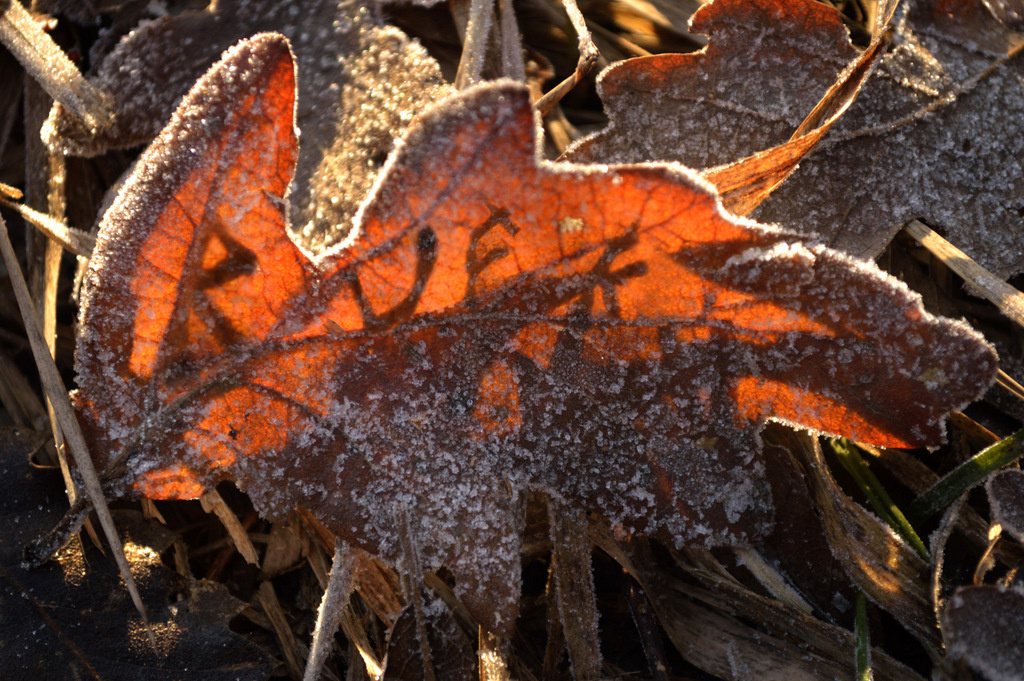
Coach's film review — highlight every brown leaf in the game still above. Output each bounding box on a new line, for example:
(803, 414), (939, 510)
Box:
(565, 0), (894, 216)
(74, 33), (996, 638)
(41, 0), (452, 252)
(944, 584), (1024, 681)
(757, 0), (1024, 277)
(566, 0), (861, 168)
(988, 468), (1024, 543)
(570, 0), (1024, 278)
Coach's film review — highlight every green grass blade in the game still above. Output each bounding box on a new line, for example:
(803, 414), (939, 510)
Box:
(831, 438), (930, 561)
(907, 427), (1024, 526)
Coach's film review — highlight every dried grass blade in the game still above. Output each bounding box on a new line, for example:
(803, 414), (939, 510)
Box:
(592, 520), (926, 681)
(478, 630), (512, 681)
(855, 592), (872, 681)
(396, 504), (436, 681)
(452, 0), (493, 89)
(996, 370), (1024, 403)
(303, 541), (356, 681)
(497, 0), (524, 80)
(929, 493), (968, 619)
(200, 488), (260, 565)
(624, 574), (670, 681)
(257, 580), (306, 680)
(0, 0), (110, 131)
(0, 212), (154, 646)
(549, 496), (601, 679)
(904, 220), (1024, 328)
(733, 547), (814, 615)
(23, 77), (79, 521)
(535, 0), (599, 116)
(0, 348), (49, 430)
(341, 608), (384, 679)
(0, 193), (95, 256)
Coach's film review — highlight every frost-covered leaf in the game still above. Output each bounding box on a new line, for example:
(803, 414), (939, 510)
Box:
(566, 0), (861, 168)
(564, 0), (891, 217)
(570, 0), (1024, 279)
(945, 584), (1024, 681)
(987, 468), (1024, 542)
(74, 33), (997, 637)
(42, 0), (452, 251)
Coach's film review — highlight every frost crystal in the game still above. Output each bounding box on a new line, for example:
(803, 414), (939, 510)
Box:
(75, 35), (997, 636)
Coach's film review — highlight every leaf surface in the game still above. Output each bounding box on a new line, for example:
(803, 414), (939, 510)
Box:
(988, 468), (1024, 542)
(569, 0), (1024, 278)
(944, 584), (1024, 681)
(567, 0), (861, 168)
(42, 0), (452, 252)
(75, 33), (997, 635)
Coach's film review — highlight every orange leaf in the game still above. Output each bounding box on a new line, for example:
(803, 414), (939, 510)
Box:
(75, 33), (997, 634)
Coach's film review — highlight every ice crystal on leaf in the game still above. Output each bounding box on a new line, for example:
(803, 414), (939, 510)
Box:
(42, 0), (452, 252)
(74, 33), (997, 634)
(569, 0), (1024, 278)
